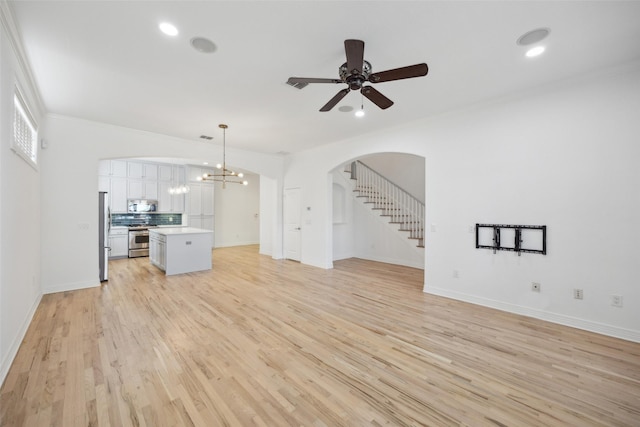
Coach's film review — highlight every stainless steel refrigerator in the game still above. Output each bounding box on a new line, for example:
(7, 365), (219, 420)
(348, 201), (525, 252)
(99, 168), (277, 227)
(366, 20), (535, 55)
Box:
(99, 191), (110, 281)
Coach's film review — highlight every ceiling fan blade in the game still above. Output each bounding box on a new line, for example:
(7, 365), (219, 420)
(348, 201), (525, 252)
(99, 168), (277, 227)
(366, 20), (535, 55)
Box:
(344, 39), (365, 75)
(287, 77), (343, 85)
(369, 63), (429, 83)
(287, 77), (343, 90)
(361, 86), (394, 110)
(320, 88), (350, 112)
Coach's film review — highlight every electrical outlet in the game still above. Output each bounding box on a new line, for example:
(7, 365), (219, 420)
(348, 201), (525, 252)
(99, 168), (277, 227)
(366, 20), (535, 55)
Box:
(531, 282), (541, 292)
(574, 289), (584, 300)
(611, 295), (623, 308)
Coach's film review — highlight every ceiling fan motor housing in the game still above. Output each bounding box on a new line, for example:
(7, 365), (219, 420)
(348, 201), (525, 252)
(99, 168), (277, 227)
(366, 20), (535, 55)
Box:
(339, 61), (371, 90)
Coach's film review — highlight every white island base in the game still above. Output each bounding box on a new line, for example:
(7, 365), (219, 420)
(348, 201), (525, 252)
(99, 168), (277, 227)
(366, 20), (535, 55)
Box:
(149, 228), (214, 275)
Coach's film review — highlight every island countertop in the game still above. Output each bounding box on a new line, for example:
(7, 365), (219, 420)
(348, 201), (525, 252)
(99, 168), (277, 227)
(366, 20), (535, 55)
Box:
(150, 227), (213, 236)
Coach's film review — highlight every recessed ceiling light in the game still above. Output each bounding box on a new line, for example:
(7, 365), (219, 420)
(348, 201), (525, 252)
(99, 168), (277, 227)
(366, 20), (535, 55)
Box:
(525, 46), (546, 58)
(190, 37), (217, 54)
(517, 28), (550, 46)
(159, 22), (179, 36)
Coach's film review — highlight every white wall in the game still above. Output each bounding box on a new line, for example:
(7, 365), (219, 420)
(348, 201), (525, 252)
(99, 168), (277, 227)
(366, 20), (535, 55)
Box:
(332, 170), (355, 261)
(39, 115), (284, 295)
(214, 173), (260, 248)
(357, 153), (426, 203)
(285, 62), (640, 342)
(0, 6), (44, 384)
(259, 175), (280, 257)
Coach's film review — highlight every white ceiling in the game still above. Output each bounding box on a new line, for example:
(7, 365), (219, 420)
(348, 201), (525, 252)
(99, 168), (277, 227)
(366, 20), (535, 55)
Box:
(9, 1), (640, 155)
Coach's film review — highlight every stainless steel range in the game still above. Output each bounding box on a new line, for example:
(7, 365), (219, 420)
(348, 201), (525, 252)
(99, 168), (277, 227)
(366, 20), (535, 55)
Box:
(128, 225), (157, 258)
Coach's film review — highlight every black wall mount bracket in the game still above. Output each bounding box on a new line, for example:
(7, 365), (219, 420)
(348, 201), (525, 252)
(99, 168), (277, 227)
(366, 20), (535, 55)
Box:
(475, 224), (546, 256)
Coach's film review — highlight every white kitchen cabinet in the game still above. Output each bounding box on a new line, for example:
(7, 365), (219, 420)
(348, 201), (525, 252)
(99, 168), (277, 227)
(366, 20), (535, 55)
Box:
(158, 182), (185, 213)
(187, 183), (214, 247)
(99, 159), (127, 177)
(128, 180), (158, 200)
(149, 233), (166, 269)
(110, 177), (128, 212)
(189, 183), (214, 215)
(128, 162), (158, 180)
(157, 165), (186, 213)
(109, 228), (128, 258)
(158, 164), (173, 181)
(158, 182), (172, 213)
(99, 160), (129, 213)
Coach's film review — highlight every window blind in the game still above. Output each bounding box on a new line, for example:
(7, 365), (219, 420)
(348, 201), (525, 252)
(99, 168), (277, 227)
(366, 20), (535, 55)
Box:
(13, 89), (38, 166)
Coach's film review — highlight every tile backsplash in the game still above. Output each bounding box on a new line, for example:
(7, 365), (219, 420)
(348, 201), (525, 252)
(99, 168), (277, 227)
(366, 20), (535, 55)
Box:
(111, 213), (183, 227)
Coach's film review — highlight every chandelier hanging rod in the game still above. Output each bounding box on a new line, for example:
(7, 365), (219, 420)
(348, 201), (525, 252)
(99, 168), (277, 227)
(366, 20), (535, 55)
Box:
(197, 124), (248, 188)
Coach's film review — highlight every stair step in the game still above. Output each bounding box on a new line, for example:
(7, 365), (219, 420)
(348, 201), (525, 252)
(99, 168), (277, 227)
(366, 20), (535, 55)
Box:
(348, 162), (426, 251)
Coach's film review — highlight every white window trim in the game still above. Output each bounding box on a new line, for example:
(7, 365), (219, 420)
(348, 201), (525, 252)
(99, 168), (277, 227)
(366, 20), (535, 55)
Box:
(11, 85), (39, 170)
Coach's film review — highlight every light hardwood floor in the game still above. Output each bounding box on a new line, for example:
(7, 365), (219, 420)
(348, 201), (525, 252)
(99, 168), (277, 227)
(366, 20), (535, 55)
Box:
(1, 245), (639, 426)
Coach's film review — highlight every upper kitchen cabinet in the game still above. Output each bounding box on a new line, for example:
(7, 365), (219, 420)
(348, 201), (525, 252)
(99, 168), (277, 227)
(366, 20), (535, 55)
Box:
(158, 164), (173, 182)
(127, 180), (158, 200)
(158, 165), (186, 213)
(127, 161), (159, 199)
(99, 159), (127, 177)
(128, 162), (158, 180)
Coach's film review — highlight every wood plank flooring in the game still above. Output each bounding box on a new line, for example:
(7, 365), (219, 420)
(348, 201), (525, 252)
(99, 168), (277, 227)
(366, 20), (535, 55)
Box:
(1, 245), (639, 426)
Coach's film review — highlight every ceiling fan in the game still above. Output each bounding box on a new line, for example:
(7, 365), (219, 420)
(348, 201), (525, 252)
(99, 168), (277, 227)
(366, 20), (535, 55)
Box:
(287, 39), (428, 112)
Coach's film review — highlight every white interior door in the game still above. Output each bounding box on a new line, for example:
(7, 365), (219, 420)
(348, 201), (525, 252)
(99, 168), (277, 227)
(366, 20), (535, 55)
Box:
(284, 188), (301, 261)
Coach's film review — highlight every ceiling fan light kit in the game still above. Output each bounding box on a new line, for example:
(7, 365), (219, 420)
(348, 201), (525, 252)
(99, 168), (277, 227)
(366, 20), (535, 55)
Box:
(287, 39), (428, 112)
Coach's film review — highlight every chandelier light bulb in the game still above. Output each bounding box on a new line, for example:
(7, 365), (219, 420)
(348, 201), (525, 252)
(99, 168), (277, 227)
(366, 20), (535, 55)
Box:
(355, 109), (365, 117)
(216, 163), (222, 169)
(237, 173), (244, 178)
(242, 181), (248, 186)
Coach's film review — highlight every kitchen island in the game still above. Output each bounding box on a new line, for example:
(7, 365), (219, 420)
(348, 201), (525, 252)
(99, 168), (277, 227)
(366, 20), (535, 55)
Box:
(149, 227), (214, 275)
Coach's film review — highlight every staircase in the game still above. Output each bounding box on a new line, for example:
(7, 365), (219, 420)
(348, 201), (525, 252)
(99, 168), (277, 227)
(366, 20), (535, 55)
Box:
(344, 161), (424, 248)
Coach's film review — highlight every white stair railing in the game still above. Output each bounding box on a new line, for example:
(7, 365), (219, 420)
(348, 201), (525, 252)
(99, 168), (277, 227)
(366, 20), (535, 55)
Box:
(345, 161), (424, 247)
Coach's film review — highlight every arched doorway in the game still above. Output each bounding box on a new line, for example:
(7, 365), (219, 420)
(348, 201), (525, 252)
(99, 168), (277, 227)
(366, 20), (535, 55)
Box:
(331, 152), (425, 270)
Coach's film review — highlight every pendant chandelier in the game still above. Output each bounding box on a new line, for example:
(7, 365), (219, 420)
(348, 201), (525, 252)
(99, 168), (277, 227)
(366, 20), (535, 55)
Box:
(197, 124), (248, 189)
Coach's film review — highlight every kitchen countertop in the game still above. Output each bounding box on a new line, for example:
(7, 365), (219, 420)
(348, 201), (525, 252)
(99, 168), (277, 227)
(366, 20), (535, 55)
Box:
(149, 227), (212, 236)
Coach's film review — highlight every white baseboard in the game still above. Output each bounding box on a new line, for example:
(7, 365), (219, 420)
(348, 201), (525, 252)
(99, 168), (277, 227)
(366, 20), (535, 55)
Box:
(0, 293), (42, 387)
(44, 279), (99, 295)
(359, 253), (424, 270)
(425, 286), (640, 343)
(214, 240), (259, 249)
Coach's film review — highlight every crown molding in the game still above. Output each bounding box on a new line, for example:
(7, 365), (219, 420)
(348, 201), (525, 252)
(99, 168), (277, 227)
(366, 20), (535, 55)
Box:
(0, 0), (45, 117)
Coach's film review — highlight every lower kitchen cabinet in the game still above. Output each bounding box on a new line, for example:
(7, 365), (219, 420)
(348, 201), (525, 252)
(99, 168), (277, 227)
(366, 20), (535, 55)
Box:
(109, 228), (128, 258)
(149, 233), (166, 270)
